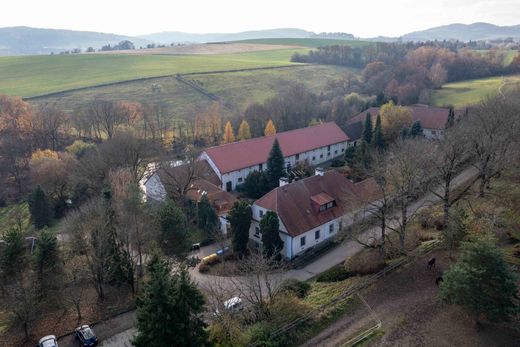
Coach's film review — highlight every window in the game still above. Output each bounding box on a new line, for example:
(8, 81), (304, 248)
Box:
(334, 150), (338, 155)
(259, 210), (264, 218)
(254, 227), (260, 238)
(295, 153), (300, 160)
(315, 230), (320, 240)
(327, 145), (331, 151)
(300, 236), (306, 247)
(319, 205), (326, 212)
(259, 163), (263, 170)
(329, 224), (335, 234)
(341, 148), (345, 152)
(320, 154), (323, 159)
(312, 156), (316, 161)
(326, 201), (334, 209)
(238, 177), (243, 183)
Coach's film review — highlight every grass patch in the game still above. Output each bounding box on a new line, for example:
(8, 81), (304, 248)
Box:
(0, 310), (9, 334)
(430, 74), (520, 107)
(0, 49), (308, 98)
(0, 202), (30, 235)
(234, 38), (374, 48)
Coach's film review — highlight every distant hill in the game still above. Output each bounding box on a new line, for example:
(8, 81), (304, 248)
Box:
(401, 22), (520, 42)
(0, 27), (151, 55)
(139, 28), (354, 44)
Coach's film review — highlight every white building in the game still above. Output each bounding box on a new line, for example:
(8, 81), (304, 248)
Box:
(249, 169), (382, 259)
(200, 122), (351, 191)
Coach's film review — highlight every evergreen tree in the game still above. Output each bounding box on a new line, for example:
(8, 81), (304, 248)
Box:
(410, 120), (423, 137)
(28, 185), (51, 230)
(197, 195), (218, 239)
(445, 107), (455, 129)
(242, 171), (269, 199)
(265, 139), (285, 190)
(399, 126), (409, 139)
(222, 121), (235, 143)
(135, 258), (209, 346)
(264, 119), (276, 136)
(344, 146), (356, 167)
(260, 211), (283, 258)
(373, 114), (386, 150)
(228, 201), (252, 256)
(0, 229), (27, 279)
(440, 238), (519, 324)
(158, 199), (188, 257)
(34, 228), (63, 295)
(237, 120), (252, 140)
(362, 112), (373, 144)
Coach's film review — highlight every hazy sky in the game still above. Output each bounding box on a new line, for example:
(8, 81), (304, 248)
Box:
(2, 0), (520, 37)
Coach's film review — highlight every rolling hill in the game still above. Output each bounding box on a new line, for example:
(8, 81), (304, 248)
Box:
(0, 26), (151, 55)
(401, 22), (520, 42)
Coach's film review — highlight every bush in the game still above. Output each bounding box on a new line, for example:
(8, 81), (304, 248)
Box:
(198, 263), (210, 273)
(331, 158), (346, 167)
(316, 265), (351, 282)
(280, 279), (311, 298)
(344, 250), (385, 275)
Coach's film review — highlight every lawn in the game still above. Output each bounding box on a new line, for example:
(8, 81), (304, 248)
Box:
(0, 48), (308, 98)
(30, 65), (357, 118)
(234, 38), (373, 48)
(0, 202), (30, 235)
(430, 74), (520, 107)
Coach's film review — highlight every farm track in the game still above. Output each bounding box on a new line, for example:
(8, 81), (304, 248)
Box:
(22, 64), (303, 101)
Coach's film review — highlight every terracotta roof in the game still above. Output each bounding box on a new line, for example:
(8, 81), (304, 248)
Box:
(203, 122), (349, 174)
(255, 170), (382, 237)
(186, 179), (237, 215)
(348, 105), (452, 140)
(344, 121), (364, 141)
(158, 160), (221, 188)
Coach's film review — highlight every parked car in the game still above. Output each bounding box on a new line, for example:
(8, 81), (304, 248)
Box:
(214, 296), (243, 316)
(38, 335), (58, 347)
(75, 325), (98, 346)
(190, 243), (201, 251)
(216, 246), (230, 256)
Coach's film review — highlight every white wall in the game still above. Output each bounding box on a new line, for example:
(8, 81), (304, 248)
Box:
(143, 173), (167, 202)
(423, 128), (444, 140)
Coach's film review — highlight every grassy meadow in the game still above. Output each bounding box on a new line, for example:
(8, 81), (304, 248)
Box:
(431, 74), (520, 107)
(0, 48), (308, 98)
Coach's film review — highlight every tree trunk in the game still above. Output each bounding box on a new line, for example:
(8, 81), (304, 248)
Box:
(400, 203), (407, 253)
(478, 176), (486, 197)
(443, 178), (450, 230)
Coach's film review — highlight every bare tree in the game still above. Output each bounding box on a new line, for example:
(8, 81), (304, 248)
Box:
(160, 147), (204, 202)
(63, 255), (89, 322)
(32, 105), (69, 150)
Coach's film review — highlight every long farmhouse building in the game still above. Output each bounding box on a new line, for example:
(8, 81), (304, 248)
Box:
(200, 122), (351, 191)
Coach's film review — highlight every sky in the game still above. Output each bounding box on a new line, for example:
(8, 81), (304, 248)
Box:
(2, 0), (520, 37)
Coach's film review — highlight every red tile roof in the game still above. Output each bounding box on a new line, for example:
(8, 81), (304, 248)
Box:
(203, 122), (349, 174)
(348, 104), (451, 137)
(255, 170), (382, 237)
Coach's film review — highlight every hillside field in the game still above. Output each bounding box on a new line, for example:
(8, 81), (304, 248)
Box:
(30, 65), (355, 118)
(0, 48), (308, 98)
(431, 74), (520, 107)
(234, 38), (373, 48)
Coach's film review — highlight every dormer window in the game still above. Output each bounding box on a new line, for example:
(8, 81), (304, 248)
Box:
(311, 193), (336, 213)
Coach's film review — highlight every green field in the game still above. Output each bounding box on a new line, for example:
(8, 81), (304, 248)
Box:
(431, 74), (520, 107)
(31, 65), (355, 118)
(234, 38), (373, 48)
(0, 48), (308, 98)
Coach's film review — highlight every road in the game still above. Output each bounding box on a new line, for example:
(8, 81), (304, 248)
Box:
(59, 166), (479, 347)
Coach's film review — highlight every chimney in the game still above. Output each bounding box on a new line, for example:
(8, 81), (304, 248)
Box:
(315, 167), (324, 176)
(279, 177), (289, 187)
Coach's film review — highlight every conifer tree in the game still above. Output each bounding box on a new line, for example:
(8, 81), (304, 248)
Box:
(28, 185), (51, 230)
(410, 120), (423, 137)
(158, 199), (188, 257)
(264, 119), (276, 136)
(228, 201), (252, 256)
(197, 195), (218, 239)
(35, 228), (63, 295)
(237, 120), (252, 140)
(266, 139), (285, 190)
(222, 121), (235, 143)
(260, 211), (283, 258)
(445, 107), (455, 129)
(373, 114), (386, 150)
(362, 112), (373, 144)
(0, 229), (27, 279)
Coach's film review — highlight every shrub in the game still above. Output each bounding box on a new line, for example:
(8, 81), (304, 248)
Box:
(280, 279), (311, 298)
(344, 250), (385, 275)
(331, 158), (346, 167)
(316, 265), (351, 282)
(269, 293), (312, 325)
(198, 263), (210, 273)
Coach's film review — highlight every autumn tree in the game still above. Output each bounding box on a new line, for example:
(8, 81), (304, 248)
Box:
(237, 120), (252, 140)
(228, 201), (252, 256)
(222, 121), (235, 143)
(379, 101), (413, 142)
(264, 119), (276, 136)
(32, 105), (69, 150)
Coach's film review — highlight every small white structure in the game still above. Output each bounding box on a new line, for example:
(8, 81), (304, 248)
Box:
(200, 122), (351, 191)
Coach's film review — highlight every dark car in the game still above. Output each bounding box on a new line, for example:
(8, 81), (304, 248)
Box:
(75, 325), (97, 346)
(38, 335), (58, 347)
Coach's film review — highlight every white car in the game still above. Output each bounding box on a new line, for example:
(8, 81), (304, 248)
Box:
(39, 335), (58, 347)
(214, 296), (244, 316)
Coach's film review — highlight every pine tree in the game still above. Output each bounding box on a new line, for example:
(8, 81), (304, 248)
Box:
(440, 238), (519, 324)
(222, 121), (235, 143)
(228, 201), (252, 256)
(243, 171), (269, 199)
(197, 195), (218, 239)
(400, 126), (409, 139)
(445, 107), (455, 129)
(260, 211), (283, 258)
(410, 120), (423, 137)
(28, 185), (51, 230)
(264, 119), (276, 136)
(362, 112), (373, 144)
(265, 139), (285, 190)
(35, 228), (63, 295)
(373, 114), (386, 150)
(0, 229), (27, 279)
(237, 120), (252, 140)
(158, 199), (188, 257)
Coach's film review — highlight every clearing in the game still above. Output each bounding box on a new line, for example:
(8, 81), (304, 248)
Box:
(431, 74), (520, 107)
